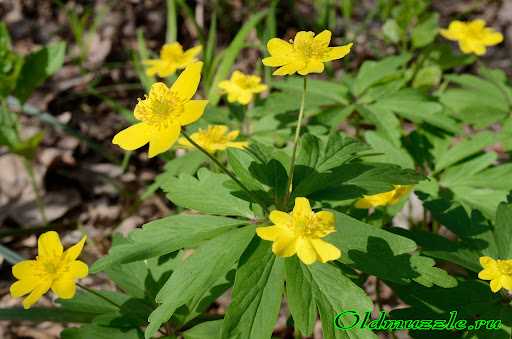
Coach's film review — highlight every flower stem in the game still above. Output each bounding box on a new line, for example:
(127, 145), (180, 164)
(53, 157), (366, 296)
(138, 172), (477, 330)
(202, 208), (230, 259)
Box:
(77, 283), (122, 308)
(22, 158), (48, 225)
(181, 129), (268, 214)
(283, 76), (307, 209)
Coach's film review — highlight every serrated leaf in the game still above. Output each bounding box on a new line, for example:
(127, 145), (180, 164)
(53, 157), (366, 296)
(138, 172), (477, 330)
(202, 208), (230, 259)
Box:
(221, 239), (285, 339)
(145, 226), (254, 339)
(352, 54), (410, 96)
(61, 325), (144, 339)
(182, 320), (223, 339)
(364, 131), (414, 169)
(91, 215), (245, 272)
(163, 168), (256, 218)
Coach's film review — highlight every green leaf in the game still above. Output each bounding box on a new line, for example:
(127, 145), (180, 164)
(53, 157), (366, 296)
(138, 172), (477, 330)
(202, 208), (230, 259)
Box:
(145, 226), (255, 339)
(352, 54), (410, 96)
(317, 132), (371, 172)
(14, 42), (66, 103)
(221, 239), (285, 339)
(0, 307), (96, 323)
(143, 151), (207, 199)
(182, 320), (223, 339)
(411, 13), (439, 48)
(208, 11), (267, 106)
(272, 77), (349, 105)
(412, 64), (441, 88)
(382, 19), (401, 43)
(364, 131), (414, 169)
(329, 211), (417, 262)
(163, 168), (256, 219)
(61, 325), (144, 339)
(360, 105), (401, 146)
(0, 23), (23, 97)
(91, 215), (245, 272)
(286, 258), (377, 339)
(494, 201), (512, 259)
(435, 131), (496, 173)
(285, 258), (317, 336)
(409, 255), (457, 288)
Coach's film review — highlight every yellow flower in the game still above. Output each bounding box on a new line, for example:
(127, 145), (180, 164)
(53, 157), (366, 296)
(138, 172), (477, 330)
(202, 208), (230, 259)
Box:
(256, 197), (341, 265)
(478, 256), (512, 293)
(218, 70), (268, 105)
(10, 231), (88, 309)
(113, 62), (208, 158)
(262, 30), (352, 76)
(355, 185), (411, 209)
(144, 42), (202, 77)
(440, 20), (503, 55)
(178, 125), (248, 154)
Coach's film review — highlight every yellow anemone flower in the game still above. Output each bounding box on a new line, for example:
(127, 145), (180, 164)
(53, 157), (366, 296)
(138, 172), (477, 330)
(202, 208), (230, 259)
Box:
(218, 70), (268, 105)
(478, 256), (512, 293)
(440, 20), (503, 55)
(178, 125), (248, 154)
(10, 231), (88, 309)
(256, 197), (341, 265)
(355, 185), (411, 209)
(143, 42), (202, 77)
(113, 62), (208, 158)
(262, 30), (352, 76)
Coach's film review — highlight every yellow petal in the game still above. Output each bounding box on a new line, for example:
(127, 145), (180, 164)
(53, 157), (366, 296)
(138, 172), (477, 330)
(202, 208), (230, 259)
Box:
(501, 276), (512, 291)
(112, 122), (152, 151)
(468, 19), (486, 31)
(460, 40), (486, 55)
(272, 235), (298, 257)
(10, 280), (36, 298)
(12, 260), (38, 280)
(478, 268), (499, 280)
(262, 56), (291, 67)
(479, 256), (495, 268)
(313, 30), (332, 47)
(315, 211), (335, 229)
(63, 235), (87, 262)
(38, 231), (63, 259)
(170, 62), (203, 101)
(440, 21), (467, 40)
(227, 141), (248, 149)
(321, 43), (353, 62)
(294, 31), (315, 47)
(310, 238), (341, 263)
(273, 63), (299, 76)
(179, 100), (208, 125)
(354, 197), (373, 209)
(237, 91), (253, 105)
(267, 38), (293, 56)
(148, 123), (181, 158)
(22, 281), (51, 309)
(269, 210), (292, 226)
(298, 59), (324, 75)
(51, 276), (77, 299)
(183, 45), (202, 59)
(482, 29), (503, 46)
(69, 260), (89, 278)
(256, 225), (287, 241)
(292, 197), (313, 219)
(490, 279), (502, 293)
(296, 237), (317, 265)
(161, 42), (183, 59)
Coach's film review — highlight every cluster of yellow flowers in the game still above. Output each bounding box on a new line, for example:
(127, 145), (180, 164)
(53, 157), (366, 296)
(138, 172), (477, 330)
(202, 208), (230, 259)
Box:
(10, 19), (506, 309)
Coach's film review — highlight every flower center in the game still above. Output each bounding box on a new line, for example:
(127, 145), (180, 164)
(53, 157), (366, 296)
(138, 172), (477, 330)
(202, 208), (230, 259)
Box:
(290, 213), (333, 238)
(294, 40), (325, 61)
(135, 91), (185, 129)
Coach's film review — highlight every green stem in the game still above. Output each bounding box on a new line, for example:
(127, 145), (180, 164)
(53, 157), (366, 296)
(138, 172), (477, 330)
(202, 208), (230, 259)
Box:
(77, 283), (122, 308)
(22, 158), (48, 225)
(181, 129), (268, 214)
(283, 76), (308, 209)
(78, 283), (167, 335)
